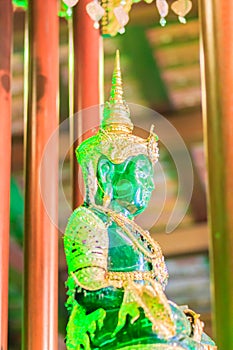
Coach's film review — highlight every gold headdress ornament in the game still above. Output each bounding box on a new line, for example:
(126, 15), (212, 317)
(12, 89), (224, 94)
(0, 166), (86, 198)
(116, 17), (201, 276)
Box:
(102, 49), (133, 134)
(76, 50), (159, 182)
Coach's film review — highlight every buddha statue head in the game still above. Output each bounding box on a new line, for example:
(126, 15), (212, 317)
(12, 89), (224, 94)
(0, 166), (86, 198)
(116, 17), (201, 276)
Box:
(76, 50), (159, 217)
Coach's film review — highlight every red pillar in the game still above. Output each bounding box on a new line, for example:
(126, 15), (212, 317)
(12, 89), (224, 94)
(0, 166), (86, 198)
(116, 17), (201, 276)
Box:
(23, 0), (59, 349)
(0, 1), (13, 349)
(72, 0), (102, 208)
(199, 0), (233, 348)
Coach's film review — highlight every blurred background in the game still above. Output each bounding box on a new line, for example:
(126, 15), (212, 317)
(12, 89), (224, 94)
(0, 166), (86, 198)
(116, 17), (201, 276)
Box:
(9, 1), (213, 348)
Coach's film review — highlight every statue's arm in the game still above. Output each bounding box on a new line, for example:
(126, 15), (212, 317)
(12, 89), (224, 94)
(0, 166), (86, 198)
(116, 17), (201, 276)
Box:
(64, 207), (160, 290)
(64, 207), (114, 291)
(71, 267), (108, 290)
(64, 208), (176, 337)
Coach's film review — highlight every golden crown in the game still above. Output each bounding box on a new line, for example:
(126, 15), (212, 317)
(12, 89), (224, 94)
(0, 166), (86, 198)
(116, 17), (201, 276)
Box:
(76, 50), (159, 170)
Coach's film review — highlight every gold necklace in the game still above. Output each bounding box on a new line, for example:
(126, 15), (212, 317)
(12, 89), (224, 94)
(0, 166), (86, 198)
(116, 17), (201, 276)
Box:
(108, 210), (163, 260)
(91, 204), (163, 261)
(90, 204), (168, 287)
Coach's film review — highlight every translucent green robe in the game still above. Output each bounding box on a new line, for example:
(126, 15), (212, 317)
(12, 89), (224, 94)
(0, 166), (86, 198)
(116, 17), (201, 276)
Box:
(64, 206), (216, 350)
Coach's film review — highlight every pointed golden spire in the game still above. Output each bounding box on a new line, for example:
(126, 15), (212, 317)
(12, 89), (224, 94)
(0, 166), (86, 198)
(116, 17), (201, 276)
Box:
(101, 50), (133, 133)
(109, 49), (124, 104)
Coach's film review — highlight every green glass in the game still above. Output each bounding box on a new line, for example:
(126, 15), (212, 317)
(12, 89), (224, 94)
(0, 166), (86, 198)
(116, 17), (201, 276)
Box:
(64, 154), (216, 349)
(12, 0), (28, 9)
(95, 155), (154, 217)
(64, 52), (216, 350)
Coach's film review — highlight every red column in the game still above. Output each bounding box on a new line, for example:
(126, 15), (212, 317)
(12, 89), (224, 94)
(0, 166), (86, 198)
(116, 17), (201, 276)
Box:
(72, 0), (102, 209)
(0, 1), (13, 349)
(199, 1), (233, 348)
(23, 0), (59, 349)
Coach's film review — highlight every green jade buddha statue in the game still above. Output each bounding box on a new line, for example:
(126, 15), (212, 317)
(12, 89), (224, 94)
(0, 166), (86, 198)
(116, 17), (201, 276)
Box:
(64, 51), (217, 350)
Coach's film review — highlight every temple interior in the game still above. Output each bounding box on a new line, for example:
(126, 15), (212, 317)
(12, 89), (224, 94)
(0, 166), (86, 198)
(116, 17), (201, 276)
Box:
(1, 0), (232, 349)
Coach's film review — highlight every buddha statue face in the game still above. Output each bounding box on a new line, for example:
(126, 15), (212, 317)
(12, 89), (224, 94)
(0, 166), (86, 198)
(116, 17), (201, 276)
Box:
(96, 154), (155, 216)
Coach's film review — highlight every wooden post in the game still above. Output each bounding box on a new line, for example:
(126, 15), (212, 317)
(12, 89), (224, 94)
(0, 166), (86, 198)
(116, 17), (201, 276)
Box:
(199, 1), (233, 348)
(0, 1), (13, 349)
(23, 0), (59, 349)
(72, 0), (102, 209)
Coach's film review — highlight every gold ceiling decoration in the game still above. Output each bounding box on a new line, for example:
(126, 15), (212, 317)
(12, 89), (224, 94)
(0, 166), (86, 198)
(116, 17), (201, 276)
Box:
(63, 0), (193, 36)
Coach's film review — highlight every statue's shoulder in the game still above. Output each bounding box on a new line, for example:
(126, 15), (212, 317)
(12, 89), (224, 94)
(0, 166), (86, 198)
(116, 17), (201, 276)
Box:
(64, 206), (107, 238)
(64, 206), (109, 273)
(64, 206), (108, 252)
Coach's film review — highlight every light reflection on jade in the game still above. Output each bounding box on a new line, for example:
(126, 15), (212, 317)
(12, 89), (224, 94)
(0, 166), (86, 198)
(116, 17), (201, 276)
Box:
(64, 51), (217, 350)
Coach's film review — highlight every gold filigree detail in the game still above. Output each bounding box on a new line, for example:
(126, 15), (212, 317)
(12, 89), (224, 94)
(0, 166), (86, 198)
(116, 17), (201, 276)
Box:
(107, 270), (157, 285)
(183, 308), (204, 342)
(71, 268), (109, 291)
(183, 309), (217, 349)
(102, 207), (169, 288)
(119, 345), (185, 350)
(65, 205), (168, 292)
(64, 207), (109, 274)
(76, 51), (159, 193)
(100, 0), (133, 36)
(113, 279), (176, 339)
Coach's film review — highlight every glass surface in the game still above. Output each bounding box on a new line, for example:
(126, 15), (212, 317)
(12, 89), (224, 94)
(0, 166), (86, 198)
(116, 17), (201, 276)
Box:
(64, 152), (216, 349)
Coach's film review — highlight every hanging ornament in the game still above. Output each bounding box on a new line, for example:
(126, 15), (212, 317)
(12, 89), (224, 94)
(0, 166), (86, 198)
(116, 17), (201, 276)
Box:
(63, 0), (79, 7)
(84, 0), (193, 36)
(156, 0), (169, 27)
(86, 0), (105, 29)
(171, 0), (192, 23)
(113, 6), (129, 34)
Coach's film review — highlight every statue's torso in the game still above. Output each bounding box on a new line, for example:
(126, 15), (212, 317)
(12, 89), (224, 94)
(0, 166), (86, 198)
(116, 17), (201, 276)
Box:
(108, 223), (152, 272)
(77, 206), (153, 311)
(64, 206), (216, 350)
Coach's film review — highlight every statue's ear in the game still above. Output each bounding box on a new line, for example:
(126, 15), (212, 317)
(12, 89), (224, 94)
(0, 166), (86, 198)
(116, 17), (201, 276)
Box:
(97, 156), (114, 183)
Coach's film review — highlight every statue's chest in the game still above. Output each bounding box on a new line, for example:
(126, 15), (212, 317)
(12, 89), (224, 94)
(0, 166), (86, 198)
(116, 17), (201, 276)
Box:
(107, 222), (152, 272)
